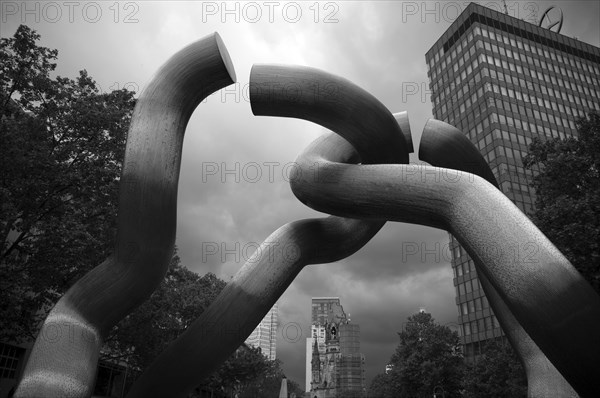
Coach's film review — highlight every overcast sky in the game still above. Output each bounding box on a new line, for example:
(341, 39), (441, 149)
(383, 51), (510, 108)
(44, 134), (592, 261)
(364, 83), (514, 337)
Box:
(2, 0), (599, 390)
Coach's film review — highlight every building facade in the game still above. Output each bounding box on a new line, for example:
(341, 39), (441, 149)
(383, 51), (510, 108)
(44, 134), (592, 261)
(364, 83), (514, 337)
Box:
(244, 303), (278, 360)
(306, 298), (365, 397)
(425, 2), (600, 361)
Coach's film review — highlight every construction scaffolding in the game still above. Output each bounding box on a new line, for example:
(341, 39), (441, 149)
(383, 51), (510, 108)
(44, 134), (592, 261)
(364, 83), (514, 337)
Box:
(336, 353), (365, 397)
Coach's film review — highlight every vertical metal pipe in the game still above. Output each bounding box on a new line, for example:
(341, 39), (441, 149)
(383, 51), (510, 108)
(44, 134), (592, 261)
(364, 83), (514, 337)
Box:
(418, 118), (578, 397)
(15, 33), (236, 398)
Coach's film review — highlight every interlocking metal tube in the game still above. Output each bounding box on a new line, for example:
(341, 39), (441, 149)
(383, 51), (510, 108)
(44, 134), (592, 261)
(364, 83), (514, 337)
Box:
(125, 64), (410, 398)
(419, 119), (578, 397)
(289, 120), (600, 397)
(14, 33), (236, 398)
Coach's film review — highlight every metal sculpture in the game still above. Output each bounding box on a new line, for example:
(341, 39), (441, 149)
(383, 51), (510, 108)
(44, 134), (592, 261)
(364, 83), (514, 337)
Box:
(14, 34), (600, 398)
(419, 120), (578, 397)
(126, 64), (412, 398)
(14, 33), (236, 398)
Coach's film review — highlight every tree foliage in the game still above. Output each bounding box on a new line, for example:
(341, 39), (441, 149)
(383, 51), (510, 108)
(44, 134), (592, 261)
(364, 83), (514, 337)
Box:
(462, 341), (527, 398)
(102, 250), (303, 397)
(369, 314), (530, 397)
(367, 372), (394, 398)
(386, 312), (464, 397)
(523, 111), (600, 294)
(0, 25), (136, 343)
(102, 251), (227, 370)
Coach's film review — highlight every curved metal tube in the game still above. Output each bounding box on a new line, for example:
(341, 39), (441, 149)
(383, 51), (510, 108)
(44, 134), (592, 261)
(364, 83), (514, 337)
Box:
(419, 119), (578, 397)
(15, 33), (236, 398)
(125, 65), (410, 398)
(289, 122), (600, 396)
(394, 111), (414, 154)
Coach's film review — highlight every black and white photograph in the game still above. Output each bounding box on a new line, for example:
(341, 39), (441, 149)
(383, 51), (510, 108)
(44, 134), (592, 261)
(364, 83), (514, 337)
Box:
(1, 1), (599, 397)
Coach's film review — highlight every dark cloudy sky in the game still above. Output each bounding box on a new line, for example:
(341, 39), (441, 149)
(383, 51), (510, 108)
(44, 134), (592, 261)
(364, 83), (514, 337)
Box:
(2, 0), (598, 390)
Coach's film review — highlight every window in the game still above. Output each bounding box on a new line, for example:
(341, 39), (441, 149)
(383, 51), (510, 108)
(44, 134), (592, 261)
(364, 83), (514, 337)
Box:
(0, 343), (23, 379)
(471, 321), (479, 334)
(465, 280), (473, 293)
(475, 297), (482, 311)
(482, 296), (489, 309)
(478, 319), (486, 333)
(485, 317), (492, 330)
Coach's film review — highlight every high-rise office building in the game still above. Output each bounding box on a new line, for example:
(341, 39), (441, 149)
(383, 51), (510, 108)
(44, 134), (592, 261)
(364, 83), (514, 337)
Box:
(425, 2), (600, 361)
(245, 303), (278, 360)
(306, 297), (365, 397)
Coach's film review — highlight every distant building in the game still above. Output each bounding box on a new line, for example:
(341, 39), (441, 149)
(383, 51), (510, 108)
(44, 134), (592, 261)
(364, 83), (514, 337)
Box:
(245, 303), (278, 360)
(425, 2), (600, 361)
(306, 298), (365, 397)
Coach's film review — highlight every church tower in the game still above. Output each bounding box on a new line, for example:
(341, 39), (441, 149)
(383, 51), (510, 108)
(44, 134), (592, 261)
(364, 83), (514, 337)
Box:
(311, 338), (321, 388)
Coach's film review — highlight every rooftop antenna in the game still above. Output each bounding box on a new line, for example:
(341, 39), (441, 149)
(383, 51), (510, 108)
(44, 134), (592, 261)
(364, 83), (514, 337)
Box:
(502, 0), (508, 15)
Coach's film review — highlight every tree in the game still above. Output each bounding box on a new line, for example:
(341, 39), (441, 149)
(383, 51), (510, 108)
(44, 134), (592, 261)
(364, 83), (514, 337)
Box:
(523, 111), (600, 295)
(195, 344), (270, 398)
(286, 378), (305, 397)
(101, 250), (228, 372)
(0, 25), (136, 343)
(233, 359), (304, 398)
(388, 312), (464, 397)
(462, 341), (527, 398)
(368, 373), (394, 398)
(102, 250), (304, 397)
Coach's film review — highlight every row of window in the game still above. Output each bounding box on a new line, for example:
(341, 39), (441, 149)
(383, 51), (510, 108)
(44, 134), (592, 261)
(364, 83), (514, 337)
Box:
(492, 161), (535, 186)
(460, 296), (490, 316)
(486, 65), (595, 104)
(489, 96), (578, 134)
(446, 98), (581, 158)
(452, 106), (569, 162)
(435, 79), (588, 144)
(430, 32), (599, 117)
(463, 315), (501, 336)
(480, 55), (599, 110)
(433, 51), (598, 126)
(453, 257), (475, 278)
(456, 277), (482, 297)
(428, 23), (599, 82)
(500, 180), (533, 198)
(479, 127), (532, 154)
(475, 37), (597, 88)
(459, 101), (578, 151)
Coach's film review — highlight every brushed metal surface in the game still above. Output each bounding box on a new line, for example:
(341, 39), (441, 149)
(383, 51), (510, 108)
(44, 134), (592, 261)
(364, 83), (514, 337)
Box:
(290, 115), (600, 397)
(15, 50), (600, 397)
(14, 33), (236, 398)
(419, 118), (578, 397)
(125, 64), (410, 398)
(393, 111), (413, 154)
